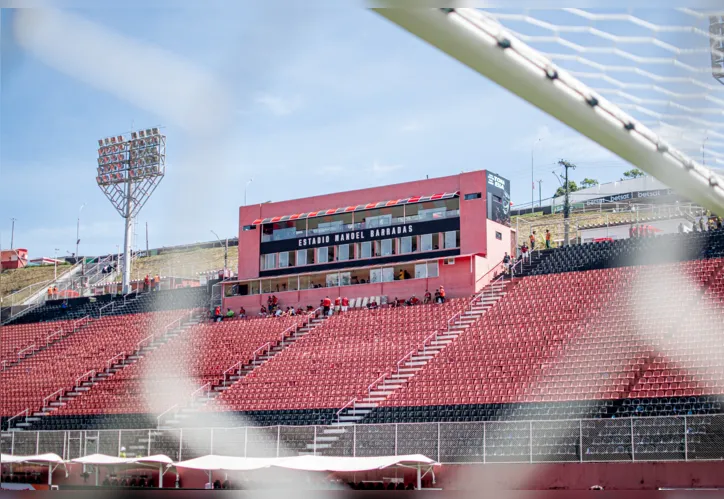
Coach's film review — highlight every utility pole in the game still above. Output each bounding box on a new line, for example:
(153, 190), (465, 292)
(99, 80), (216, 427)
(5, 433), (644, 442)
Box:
(558, 160), (577, 246)
(145, 222), (149, 256)
(537, 180), (543, 208)
(10, 218), (17, 250)
(532, 138), (542, 214)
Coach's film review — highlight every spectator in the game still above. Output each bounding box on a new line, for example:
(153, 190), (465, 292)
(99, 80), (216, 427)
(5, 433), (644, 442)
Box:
(297, 307), (305, 315)
(322, 296), (332, 316)
(144, 274), (150, 292)
(213, 306), (222, 322)
(390, 297), (398, 308)
(259, 305), (267, 317)
(341, 296), (349, 312)
(153, 274), (160, 290)
(439, 286), (446, 304)
(434, 289), (441, 304)
(367, 299), (378, 309)
(503, 252), (511, 275)
(521, 243), (529, 261)
(119, 447), (127, 458)
(239, 307), (246, 318)
(225, 308), (234, 319)
(272, 295), (279, 310)
(424, 289), (432, 304)
(334, 296), (341, 313)
(700, 217), (706, 232)
(398, 269), (405, 280)
(545, 229), (551, 248)
(407, 295), (420, 306)
(274, 307), (283, 317)
(529, 231), (536, 250)
(47, 287), (53, 299)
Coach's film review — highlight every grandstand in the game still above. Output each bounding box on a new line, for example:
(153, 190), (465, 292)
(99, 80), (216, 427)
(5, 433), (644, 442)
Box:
(3, 163), (724, 490)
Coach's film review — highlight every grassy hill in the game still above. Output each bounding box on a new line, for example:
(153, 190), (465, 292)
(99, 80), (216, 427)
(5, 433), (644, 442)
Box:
(0, 264), (71, 302)
(119, 245), (239, 282)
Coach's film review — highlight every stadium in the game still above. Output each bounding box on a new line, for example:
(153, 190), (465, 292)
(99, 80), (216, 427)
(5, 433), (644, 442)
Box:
(2, 5), (724, 495)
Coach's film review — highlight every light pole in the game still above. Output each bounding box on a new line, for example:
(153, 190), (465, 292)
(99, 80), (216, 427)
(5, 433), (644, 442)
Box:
(10, 218), (17, 250)
(54, 248), (60, 281)
(76, 203), (85, 262)
(703, 136), (709, 166)
(211, 230), (228, 278)
(531, 138), (543, 213)
(244, 178), (253, 206)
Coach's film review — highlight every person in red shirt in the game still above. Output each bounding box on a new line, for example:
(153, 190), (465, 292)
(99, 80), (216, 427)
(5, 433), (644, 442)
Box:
(424, 290), (432, 304)
(439, 286), (446, 304)
(322, 296), (332, 316)
(144, 274), (150, 292)
(341, 296), (349, 312)
(213, 306), (221, 322)
(334, 296), (341, 313)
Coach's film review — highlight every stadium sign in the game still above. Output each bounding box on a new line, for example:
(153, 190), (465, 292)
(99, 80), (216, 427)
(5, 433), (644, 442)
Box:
(260, 217), (460, 254)
(584, 188), (676, 206)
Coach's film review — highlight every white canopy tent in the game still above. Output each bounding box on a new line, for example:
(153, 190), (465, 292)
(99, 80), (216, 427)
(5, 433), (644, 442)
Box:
(173, 454), (437, 489)
(0, 453), (66, 486)
(69, 453), (174, 488)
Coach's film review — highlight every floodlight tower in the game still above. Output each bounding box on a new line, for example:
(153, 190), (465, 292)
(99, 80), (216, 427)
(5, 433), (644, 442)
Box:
(96, 128), (166, 293)
(710, 16), (724, 86)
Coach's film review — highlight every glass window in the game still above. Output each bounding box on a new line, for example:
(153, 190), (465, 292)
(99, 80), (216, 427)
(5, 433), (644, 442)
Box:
(296, 249), (307, 266)
(340, 272), (351, 286)
(361, 241), (372, 258)
(427, 261), (439, 278)
(421, 234), (433, 252)
(381, 239), (393, 256)
(317, 246), (328, 264)
(415, 263), (427, 279)
(382, 267), (394, 282)
(261, 279), (273, 294)
(370, 268), (382, 283)
(326, 273), (339, 287)
(464, 192), (481, 200)
(263, 253), (276, 270)
(338, 244), (350, 261)
(279, 251), (289, 268)
(401, 236), (412, 254)
(307, 248), (315, 265)
(444, 231), (458, 249)
(249, 280), (260, 295)
(287, 276), (299, 291)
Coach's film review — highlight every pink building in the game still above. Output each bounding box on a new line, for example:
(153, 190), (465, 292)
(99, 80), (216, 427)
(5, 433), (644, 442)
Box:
(222, 170), (514, 312)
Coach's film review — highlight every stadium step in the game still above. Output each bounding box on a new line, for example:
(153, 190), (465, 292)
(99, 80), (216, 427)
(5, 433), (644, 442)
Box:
(157, 313), (331, 429)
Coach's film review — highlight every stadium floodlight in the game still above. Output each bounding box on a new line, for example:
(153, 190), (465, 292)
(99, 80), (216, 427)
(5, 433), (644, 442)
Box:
(712, 16), (724, 86)
(96, 128), (166, 293)
(373, 8), (724, 216)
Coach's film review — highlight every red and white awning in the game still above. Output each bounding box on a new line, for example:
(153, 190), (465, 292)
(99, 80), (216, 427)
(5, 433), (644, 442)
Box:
(251, 191), (459, 226)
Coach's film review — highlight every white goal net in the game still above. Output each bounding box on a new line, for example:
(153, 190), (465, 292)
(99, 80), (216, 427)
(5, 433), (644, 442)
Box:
(374, 8), (724, 215)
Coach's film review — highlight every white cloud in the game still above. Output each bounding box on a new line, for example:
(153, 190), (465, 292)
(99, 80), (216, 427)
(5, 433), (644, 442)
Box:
(254, 93), (302, 116)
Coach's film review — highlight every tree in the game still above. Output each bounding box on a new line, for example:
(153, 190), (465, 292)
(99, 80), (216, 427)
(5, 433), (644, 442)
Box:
(554, 180), (578, 198)
(580, 178), (599, 188)
(622, 168), (645, 180)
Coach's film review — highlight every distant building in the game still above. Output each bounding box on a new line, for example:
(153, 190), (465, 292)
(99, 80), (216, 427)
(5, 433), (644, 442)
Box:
(1, 249), (28, 270)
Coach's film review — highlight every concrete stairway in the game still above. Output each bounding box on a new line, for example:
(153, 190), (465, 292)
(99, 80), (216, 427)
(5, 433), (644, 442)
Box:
(158, 313), (330, 429)
(303, 278), (512, 455)
(6, 311), (205, 432)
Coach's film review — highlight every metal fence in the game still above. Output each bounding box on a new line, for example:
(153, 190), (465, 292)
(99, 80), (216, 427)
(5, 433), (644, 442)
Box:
(3, 415), (724, 464)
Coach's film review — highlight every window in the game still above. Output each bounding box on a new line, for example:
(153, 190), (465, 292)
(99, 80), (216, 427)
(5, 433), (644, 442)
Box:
(296, 249), (307, 266)
(242, 224), (256, 231)
(444, 231), (458, 249)
(421, 233), (439, 252)
(361, 241), (372, 258)
(340, 272), (351, 286)
(287, 276), (299, 291)
(464, 192), (482, 200)
(415, 261), (439, 278)
(326, 273), (339, 287)
(279, 252), (289, 268)
(338, 244), (350, 261)
(401, 236), (412, 254)
(495, 231), (502, 241)
(381, 239), (393, 256)
(370, 268), (382, 283)
(262, 253), (276, 270)
(493, 194), (502, 203)
(382, 267), (395, 282)
(317, 246), (328, 264)
(306, 248), (315, 265)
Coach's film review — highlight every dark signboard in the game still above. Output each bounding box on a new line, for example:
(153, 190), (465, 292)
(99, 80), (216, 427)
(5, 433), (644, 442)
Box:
(260, 217), (460, 255)
(486, 171), (511, 226)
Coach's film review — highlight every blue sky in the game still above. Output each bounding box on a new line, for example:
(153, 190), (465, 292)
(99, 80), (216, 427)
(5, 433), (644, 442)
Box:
(0, 6), (637, 258)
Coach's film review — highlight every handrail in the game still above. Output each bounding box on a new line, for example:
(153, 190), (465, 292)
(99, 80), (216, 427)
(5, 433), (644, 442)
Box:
(396, 350), (416, 373)
(474, 256), (506, 288)
(72, 315), (91, 331)
(17, 343), (36, 358)
(366, 371), (390, 396)
(75, 369), (96, 387)
(446, 312), (461, 332)
(43, 389), (64, 408)
(336, 397), (357, 422)
(420, 331), (440, 355)
(190, 382), (212, 400)
(223, 361), (244, 384)
(98, 301), (115, 318)
(252, 342), (271, 363)
(106, 352), (126, 369)
(156, 404), (179, 427)
(279, 323), (298, 346)
(2, 278), (54, 307)
(7, 408), (29, 428)
(45, 327), (65, 346)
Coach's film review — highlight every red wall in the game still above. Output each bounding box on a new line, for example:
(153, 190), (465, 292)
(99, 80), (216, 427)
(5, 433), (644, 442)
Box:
(237, 171), (488, 281)
(224, 255), (478, 312)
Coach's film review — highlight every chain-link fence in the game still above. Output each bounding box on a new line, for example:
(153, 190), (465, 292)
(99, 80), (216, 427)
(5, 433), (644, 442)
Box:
(2, 415), (723, 464)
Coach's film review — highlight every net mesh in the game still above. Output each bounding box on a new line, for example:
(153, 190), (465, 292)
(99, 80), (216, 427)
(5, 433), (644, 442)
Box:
(483, 9), (724, 172)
